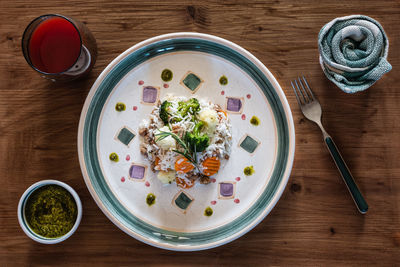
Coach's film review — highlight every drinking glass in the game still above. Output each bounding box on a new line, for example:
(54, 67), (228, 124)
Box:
(22, 14), (97, 82)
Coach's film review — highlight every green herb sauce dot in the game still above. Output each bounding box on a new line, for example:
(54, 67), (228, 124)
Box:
(204, 206), (213, 216)
(109, 153), (119, 162)
(161, 69), (173, 82)
(250, 116), (260, 126)
(146, 193), (156, 206)
(219, 75), (228, 85)
(244, 165), (255, 176)
(115, 102), (126, 112)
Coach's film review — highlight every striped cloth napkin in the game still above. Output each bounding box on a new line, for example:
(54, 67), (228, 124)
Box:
(318, 15), (392, 93)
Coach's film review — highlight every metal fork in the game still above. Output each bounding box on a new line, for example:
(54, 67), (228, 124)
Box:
(291, 77), (368, 214)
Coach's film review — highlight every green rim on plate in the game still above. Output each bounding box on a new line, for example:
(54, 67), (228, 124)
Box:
(78, 33), (295, 251)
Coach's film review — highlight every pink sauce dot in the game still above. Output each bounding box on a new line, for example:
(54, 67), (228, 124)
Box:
(121, 177), (126, 182)
(126, 155), (130, 161)
(145, 181), (150, 187)
(234, 198), (240, 204)
(163, 83), (169, 88)
(211, 200), (217, 205)
(235, 177), (241, 181)
(211, 178), (216, 183)
(138, 80), (144, 85)
(133, 106), (138, 111)
(221, 90), (225, 95)
(246, 94), (251, 99)
(241, 114), (246, 120)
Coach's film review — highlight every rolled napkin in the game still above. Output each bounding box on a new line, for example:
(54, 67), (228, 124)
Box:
(318, 15), (392, 93)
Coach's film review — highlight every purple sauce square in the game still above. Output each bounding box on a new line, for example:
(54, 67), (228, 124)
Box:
(142, 86), (158, 103)
(129, 165), (145, 179)
(220, 183), (234, 197)
(227, 98), (242, 112)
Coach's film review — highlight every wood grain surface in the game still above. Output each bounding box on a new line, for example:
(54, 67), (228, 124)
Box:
(1, 0), (399, 266)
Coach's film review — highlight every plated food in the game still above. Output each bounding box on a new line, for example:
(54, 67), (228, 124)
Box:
(139, 95), (232, 188)
(78, 32), (295, 251)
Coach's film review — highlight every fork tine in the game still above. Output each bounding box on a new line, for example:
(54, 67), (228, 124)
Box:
(291, 81), (303, 105)
(297, 77), (311, 103)
(294, 79), (308, 104)
(301, 76), (315, 100)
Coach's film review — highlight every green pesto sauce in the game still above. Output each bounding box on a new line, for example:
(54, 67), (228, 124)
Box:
(204, 206), (213, 216)
(219, 75), (228, 85)
(24, 185), (77, 238)
(244, 165), (255, 176)
(161, 69), (173, 82)
(115, 102), (126, 112)
(250, 116), (260, 126)
(109, 152), (119, 162)
(146, 193), (156, 206)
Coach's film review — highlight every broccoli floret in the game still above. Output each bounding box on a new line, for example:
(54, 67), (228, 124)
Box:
(170, 98), (200, 124)
(185, 121), (209, 152)
(178, 98), (200, 117)
(159, 101), (172, 124)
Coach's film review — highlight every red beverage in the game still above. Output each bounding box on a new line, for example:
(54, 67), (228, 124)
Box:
(28, 17), (81, 73)
(22, 14), (97, 81)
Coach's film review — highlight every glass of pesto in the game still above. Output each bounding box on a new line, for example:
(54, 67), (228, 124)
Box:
(18, 180), (82, 244)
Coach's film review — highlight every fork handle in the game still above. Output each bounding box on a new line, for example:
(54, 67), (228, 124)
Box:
(324, 136), (368, 214)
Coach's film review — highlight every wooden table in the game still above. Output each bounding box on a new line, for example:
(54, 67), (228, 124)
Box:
(1, 0), (399, 265)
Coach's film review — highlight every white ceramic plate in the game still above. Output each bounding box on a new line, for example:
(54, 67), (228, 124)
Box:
(78, 32), (295, 251)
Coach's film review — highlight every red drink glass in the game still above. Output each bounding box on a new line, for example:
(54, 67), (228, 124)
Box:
(22, 14), (97, 82)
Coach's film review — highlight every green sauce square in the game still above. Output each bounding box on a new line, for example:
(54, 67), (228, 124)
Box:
(182, 73), (201, 91)
(117, 127), (135, 146)
(240, 135), (259, 153)
(174, 192), (193, 210)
